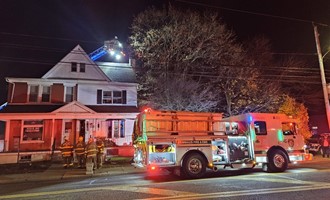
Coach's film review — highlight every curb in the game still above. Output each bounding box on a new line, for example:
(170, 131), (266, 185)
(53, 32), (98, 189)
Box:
(0, 163), (145, 184)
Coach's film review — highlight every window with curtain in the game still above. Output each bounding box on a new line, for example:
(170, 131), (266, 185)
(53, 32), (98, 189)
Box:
(29, 85), (39, 102)
(41, 86), (50, 102)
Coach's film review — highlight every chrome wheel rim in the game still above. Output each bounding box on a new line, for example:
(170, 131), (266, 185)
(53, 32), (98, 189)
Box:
(188, 158), (202, 174)
(273, 154), (285, 168)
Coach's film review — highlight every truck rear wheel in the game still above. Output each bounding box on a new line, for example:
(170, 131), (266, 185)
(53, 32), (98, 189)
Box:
(182, 153), (206, 179)
(267, 149), (288, 172)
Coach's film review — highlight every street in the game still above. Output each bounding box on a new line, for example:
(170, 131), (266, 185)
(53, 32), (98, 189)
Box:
(0, 156), (330, 200)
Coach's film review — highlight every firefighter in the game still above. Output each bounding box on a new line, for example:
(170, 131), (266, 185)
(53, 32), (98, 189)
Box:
(96, 138), (105, 169)
(75, 136), (86, 168)
(60, 137), (74, 168)
(85, 137), (98, 170)
(320, 134), (330, 158)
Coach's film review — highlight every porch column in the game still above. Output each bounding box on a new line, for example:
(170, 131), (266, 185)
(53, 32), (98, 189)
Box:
(4, 120), (10, 152)
(50, 119), (55, 151)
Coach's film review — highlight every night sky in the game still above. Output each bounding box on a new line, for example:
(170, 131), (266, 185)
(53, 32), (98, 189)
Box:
(1, 0), (330, 128)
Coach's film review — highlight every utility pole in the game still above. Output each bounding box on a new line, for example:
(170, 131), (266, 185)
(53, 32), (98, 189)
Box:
(313, 24), (330, 131)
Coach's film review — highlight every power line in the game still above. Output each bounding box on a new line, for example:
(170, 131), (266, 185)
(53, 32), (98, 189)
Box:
(0, 43), (67, 53)
(0, 53), (327, 73)
(0, 55), (325, 83)
(175, 0), (329, 27)
(0, 32), (101, 45)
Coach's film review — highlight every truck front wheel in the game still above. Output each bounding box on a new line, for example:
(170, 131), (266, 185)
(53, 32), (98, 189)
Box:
(182, 153), (206, 179)
(267, 149), (288, 172)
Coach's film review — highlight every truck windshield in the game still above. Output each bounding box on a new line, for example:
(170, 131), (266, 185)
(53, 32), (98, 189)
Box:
(223, 122), (248, 135)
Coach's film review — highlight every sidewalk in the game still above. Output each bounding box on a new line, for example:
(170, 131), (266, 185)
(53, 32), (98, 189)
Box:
(0, 157), (145, 184)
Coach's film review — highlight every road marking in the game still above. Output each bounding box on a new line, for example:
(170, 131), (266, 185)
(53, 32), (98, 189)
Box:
(0, 185), (196, 199)
(138, 184), (330, 200)
(238, 176), (325, 185)
(1, 168), (329, 199)
(114, 186), (196, 196)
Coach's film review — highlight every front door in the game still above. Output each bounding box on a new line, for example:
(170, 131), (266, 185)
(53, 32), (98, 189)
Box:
(281, 122), (304, 150)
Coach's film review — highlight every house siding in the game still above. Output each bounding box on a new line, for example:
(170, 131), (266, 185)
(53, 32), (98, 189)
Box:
(8, 119), (55, 152)
(77, 84), (137, 105)
(51, 83), (64, 103)
(9, 120), (21, 151)
(12, 82), (28, 103)
(54, 119), (63, 148)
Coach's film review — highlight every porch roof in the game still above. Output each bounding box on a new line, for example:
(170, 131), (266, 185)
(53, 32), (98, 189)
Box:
(0, 104), (63, 113)
(0, 104), (139, 114)
(86, 105), (139, 113)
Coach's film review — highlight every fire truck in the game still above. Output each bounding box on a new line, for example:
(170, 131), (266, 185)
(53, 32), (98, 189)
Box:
(132, 109), (312, 178)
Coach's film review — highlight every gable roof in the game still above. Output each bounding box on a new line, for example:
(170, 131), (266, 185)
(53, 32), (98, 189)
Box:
(42, 45), (111, 82)
(97, 61), (137, 83)
(52, 101), (96, 114)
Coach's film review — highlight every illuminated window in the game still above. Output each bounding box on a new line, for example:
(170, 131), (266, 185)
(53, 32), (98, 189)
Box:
(29, 85), (39, 102)
(41, 86), (50, 102)
(22, 120), (44, 141)
(107, 119), (125, 138)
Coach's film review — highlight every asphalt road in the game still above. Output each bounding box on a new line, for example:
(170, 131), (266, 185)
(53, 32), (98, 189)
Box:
(0, 157), (330, 200)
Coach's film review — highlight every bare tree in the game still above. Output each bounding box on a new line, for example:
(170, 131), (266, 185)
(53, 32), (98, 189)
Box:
(130, 6), (284, 114)
(149, 75), (217, 111)
(130, 6), (244, 111)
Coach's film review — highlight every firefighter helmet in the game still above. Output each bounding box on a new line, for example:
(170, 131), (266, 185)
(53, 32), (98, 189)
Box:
(78, 136), (84, 142)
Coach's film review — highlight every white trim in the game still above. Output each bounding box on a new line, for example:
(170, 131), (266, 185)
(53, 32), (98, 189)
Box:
(5, 77), (137, 87)
(41, 45), (111, 82)
(0, 113), (138, 120)
(5, 120), (10, 152)
(21, 120), (44, 143)
(20, 140), (45, 144)
(52, 101), (96, 114)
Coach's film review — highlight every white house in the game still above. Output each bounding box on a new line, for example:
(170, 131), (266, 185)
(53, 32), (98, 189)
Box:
(0, 45), (139, 164)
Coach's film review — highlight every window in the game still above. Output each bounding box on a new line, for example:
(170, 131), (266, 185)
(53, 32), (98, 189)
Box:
(22, 120), (44, 141)
(71, 62), (77, 72)
(282, 122), (296, 135)
(41, 86), (50, 102)
(103, 91), (112, 104)
(29, 85), (39, 102)
(98, 90), (127, 104)
(113, 91), (123, 104)
(120, 120), (125, 138)
(222, 121), (248, 135)
(65, 121), (72, 134)
(224, 122), (238, 135)
(65, 86), (74, 102)
(80, 63), (85, 72)
(109, 119), (125, 138)
(254, 121), (267, 135)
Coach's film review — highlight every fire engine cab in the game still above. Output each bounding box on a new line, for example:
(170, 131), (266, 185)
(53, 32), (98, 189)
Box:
(132, 109), (312, 178)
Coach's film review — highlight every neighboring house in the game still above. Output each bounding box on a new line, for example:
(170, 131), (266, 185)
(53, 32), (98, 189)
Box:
(0, 45), (139, 164)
